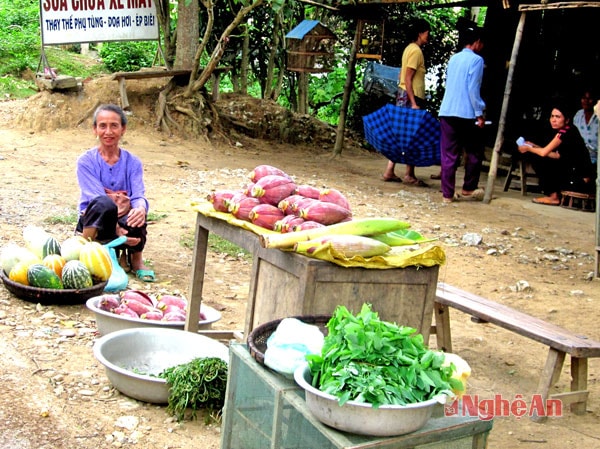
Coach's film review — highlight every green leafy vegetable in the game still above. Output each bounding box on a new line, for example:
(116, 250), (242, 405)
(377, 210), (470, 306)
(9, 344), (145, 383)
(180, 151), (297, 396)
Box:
(306, 304), (462, 408)
(159, 357), (228, 421)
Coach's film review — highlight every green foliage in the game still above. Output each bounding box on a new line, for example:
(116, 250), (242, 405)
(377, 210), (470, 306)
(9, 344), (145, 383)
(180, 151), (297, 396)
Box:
(0, 76), (37, 99)
(0, 0), (41, 75)
(307, 304), (459, 408)
(309, 67), (347, 125)
(99, 41), (158, 72)
(43, 209), (79, 225)
(159, 357), (229, 421)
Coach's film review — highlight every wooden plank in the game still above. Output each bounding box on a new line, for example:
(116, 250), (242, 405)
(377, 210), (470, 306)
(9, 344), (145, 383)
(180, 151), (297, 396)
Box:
(550, 390), (589, 408)
(111, 69), (192, 80)
(570, 357), (588, 414)
(519, 2), (600, 11)
(531, 348), (565, 422)
(436, 283), (600, 357)
(433, 302), (452, 352)
(118, 77), (129, 110)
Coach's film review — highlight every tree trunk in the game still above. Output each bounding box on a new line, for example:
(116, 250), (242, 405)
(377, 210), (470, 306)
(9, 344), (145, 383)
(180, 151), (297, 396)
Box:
(175, 0), (199, 70)
(264, 12), (282, 100)
(189, 0), (264, 94)
(240, 23), (249, 95)
(156, 0), (175, 68)
(333, 23), (361, 156)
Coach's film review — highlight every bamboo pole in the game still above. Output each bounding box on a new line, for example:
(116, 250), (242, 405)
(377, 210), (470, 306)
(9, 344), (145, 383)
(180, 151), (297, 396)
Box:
(483, 12), (527, 204)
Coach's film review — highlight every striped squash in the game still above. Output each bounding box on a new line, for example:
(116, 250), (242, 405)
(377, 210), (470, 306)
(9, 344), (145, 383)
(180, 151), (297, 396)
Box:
(79, 241), (112, 282)
(42, 254), (66, 278)
(42, 236), (62, 258)
(62, 260), (93, 289)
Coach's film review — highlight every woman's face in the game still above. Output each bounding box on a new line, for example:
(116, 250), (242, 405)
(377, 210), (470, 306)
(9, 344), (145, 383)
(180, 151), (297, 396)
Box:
(581, 92), (594, 111)
(94, 110), (126, 147)
(549, 108), (567, 130)
(417, 30), (430, 46)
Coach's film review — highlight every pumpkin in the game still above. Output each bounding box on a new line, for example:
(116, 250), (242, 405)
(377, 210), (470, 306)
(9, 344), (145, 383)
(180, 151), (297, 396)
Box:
(42, 254), (66, 278)
(42, 236), (62, 258)
(61, 260), (93, 289)
(79, 241), (112, 282)
(1, 243), (40, 275)
(27, 263), (63, 289)
(9, 261), (31, 285)
(23, 225), (50, 259)
(61, 236), (88, 261)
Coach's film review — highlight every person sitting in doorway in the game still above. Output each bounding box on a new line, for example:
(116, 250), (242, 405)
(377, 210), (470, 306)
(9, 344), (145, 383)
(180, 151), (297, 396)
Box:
(573, 88), (598, 172)
(517, 99), (595, 206)
(76, 103), (155, 282)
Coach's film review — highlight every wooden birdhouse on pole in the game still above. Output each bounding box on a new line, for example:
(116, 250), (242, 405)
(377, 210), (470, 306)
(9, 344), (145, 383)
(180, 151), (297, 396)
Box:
(285, 20), (336, 73)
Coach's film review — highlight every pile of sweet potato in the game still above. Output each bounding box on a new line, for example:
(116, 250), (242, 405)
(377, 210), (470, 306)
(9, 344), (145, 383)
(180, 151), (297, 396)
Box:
(208, 164), (352, 232)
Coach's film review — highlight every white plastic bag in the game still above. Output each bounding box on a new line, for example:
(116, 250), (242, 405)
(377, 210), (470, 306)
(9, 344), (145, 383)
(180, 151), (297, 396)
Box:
(263, 318), (325, 378)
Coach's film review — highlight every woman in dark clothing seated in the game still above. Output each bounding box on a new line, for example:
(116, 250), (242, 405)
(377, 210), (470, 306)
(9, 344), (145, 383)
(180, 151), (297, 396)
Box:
(517, 100), (594, 206)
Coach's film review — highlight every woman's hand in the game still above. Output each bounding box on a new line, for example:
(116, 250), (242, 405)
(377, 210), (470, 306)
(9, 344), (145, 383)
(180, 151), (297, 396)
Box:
(517, 145), (529, 154)
(126, 207), (147, 228)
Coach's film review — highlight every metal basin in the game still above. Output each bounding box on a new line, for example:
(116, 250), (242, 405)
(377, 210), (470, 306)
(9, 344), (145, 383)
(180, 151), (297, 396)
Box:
(86, 296), (221, 335)
(93, 327), (229, 404)
(294, 364), (439, 437)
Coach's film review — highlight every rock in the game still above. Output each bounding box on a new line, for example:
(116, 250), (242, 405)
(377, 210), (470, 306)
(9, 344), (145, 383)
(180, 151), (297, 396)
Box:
(462, 233), (483, 246)
(115, 415), (140, 431)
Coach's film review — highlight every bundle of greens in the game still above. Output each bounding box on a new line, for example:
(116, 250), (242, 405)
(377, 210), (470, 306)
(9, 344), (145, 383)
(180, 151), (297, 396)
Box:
(306, 304), (463, 408)
(159, 357), (228, 421)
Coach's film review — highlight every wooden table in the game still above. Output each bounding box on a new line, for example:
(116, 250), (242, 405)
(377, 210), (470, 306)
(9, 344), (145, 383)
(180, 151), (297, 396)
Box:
(185, 213), (439, 341)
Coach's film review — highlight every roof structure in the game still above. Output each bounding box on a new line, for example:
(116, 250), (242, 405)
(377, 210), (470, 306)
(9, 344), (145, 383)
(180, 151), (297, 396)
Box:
(286, 20), (323, 39)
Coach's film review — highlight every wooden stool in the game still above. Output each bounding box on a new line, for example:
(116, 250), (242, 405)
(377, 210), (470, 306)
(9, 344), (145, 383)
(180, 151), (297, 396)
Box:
(560, 191), (596, 212)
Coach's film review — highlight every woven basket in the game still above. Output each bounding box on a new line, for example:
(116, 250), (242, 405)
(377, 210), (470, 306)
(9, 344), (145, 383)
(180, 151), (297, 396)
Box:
(0, 270), (107, 305)
(247, 315), (331, 365)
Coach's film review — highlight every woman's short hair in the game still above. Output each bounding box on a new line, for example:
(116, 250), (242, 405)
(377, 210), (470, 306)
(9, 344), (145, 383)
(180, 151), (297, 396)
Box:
(408, 18), (431, 42)
(93, 104), (128, 126)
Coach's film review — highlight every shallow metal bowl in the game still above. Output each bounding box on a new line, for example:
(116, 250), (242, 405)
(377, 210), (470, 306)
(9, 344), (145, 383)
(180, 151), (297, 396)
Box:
(86, 296), (221, 335)
(93, 327), (229, 404)
(294, 364), (439, 437)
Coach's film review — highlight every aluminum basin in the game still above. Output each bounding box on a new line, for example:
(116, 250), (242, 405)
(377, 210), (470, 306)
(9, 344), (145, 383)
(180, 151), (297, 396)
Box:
(93, 327), (229, 404)
(294, 364), (439, 437)
(86, 295), (221, 335)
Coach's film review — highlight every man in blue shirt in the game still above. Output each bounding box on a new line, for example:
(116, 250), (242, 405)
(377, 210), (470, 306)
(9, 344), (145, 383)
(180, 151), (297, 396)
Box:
(439, 27), (486, 203)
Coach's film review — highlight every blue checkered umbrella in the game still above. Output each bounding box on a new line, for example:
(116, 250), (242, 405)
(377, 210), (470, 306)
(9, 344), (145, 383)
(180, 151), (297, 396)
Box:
(363, 104), (441, 166)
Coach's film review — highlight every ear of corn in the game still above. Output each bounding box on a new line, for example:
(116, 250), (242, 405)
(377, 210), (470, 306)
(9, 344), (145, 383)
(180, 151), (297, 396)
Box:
(260, 217), (410, 249)
(371, 230), (437, 246)
(294, 235), (391, 258)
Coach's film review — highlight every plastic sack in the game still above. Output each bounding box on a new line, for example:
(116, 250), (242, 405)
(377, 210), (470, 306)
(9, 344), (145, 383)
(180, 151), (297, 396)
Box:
(264, 318), (325, 378)
(363, 62), (400, 99)
(104, 236), (129, 293)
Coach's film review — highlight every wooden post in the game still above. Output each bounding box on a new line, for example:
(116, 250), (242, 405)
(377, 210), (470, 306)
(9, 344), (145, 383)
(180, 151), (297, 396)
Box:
(332, 23), (360, 156)
(483, 12), (527, 203)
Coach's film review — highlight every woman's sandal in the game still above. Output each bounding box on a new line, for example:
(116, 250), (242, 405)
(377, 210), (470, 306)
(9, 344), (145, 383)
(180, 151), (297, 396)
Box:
(135, 269), (156, 282)
(403, 177), (429, 187)
(458, 188), (484, 201)
(532, 196), (560, 206)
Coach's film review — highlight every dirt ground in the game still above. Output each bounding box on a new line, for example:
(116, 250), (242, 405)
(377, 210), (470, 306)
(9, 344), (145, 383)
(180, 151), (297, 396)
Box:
(0, 76), (599, 449)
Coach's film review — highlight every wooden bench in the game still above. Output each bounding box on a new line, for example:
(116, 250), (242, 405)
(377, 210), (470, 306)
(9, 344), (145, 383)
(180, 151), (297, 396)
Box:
(112, 66), (231, 110)
(433, 282), (600, 421)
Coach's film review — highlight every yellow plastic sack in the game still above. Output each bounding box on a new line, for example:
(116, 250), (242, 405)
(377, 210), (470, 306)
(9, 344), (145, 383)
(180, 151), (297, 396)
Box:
(191, 200), (445, 269)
